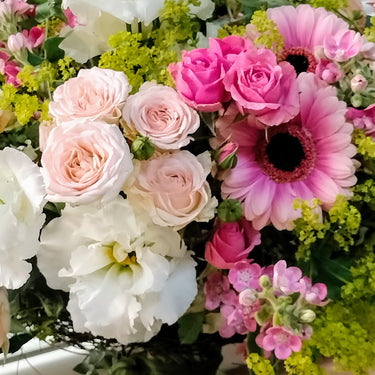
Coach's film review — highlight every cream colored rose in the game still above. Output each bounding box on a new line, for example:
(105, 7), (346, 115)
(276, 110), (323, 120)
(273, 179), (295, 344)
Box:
(123, 151), (217, 229)
(49, 67), (131, 125)
(122, 82), (200, 150)
(41, 119), (133, 205)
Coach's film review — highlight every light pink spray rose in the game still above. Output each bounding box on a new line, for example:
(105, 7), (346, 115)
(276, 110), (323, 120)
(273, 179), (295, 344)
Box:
(122, 82), (200, 150)
(169, 48), (230, 112)
(124, 151), (217, 229)
(49, 67), (131, 125)
(346, 103), (375, 139)
(205, 219), (261, 269)
(223, 48), (299, 126)
(41, 119), (133, 204)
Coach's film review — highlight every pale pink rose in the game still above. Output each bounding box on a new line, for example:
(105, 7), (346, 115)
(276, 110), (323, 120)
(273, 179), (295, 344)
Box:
(205, 219), (261, 269)
(223, 48), (299, 126)
(124, 151), (217, 229)
(41, 119), (133, 204)
(0, 287), (10, 353)
(49, 67), (131, 125)
(39, 119), (57, 152)
(169, 48), (230, 112)
(122, 82), (200, 150)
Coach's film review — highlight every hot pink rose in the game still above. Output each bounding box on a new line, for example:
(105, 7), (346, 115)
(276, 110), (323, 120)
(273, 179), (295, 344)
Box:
(41, 119), (133, 204)
(205, 218), (261, 269)
(169, 48), (230, 112)
(49, 67), (131, 125)
(124, 151), (217, 229)
(122, 82), (200, 150)
(209, 35), (253, 69)
(223, 48), (299, 126)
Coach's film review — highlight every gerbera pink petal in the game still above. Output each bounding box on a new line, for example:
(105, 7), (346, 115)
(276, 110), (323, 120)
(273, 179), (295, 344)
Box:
(305, 169), (340, 204)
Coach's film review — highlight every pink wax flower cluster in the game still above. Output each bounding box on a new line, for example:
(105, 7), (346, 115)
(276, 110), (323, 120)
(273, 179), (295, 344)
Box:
(169, 35), (299, 126)
(204, 260), (328, 360)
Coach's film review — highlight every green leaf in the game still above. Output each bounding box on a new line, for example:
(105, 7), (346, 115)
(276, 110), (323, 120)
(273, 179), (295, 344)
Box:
(8, 333), (34, 353)
(73, 362), (92, 374)
(177, 312), (205, 344)
(44, 37), (65, 62)
(27, 51), (44, 66)
(35, 0), (65, 22)
(299, 243), (353, 300)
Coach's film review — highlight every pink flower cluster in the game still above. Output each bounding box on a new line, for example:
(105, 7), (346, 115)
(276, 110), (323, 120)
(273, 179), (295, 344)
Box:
(204, 260), (328, 360)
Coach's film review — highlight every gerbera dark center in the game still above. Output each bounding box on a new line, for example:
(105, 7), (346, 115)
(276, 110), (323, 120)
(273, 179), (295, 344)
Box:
(285, 54), (309, 75)
(266, 133), (305, 172)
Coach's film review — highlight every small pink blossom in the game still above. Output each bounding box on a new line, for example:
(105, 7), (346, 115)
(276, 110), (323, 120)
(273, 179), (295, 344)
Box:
(7, 32), (27, 53)
(23, 26), (45, 50)
(64, 7), (78, 28)
(223, 48), (299, 126)
(299, 276), (328, 306)
(239, 288), (258, 306)
(272, 260), (302, 295)
(315, 59), (344, 84)
(204, 272), (236, 310)
(257, 326), (302, 360)
(219, 303), (248, 338)
(169, 48), (230, 112)
(4, 61), (21, 86)
(324, 29), (363, 62)
(205, 219), (261, 269)
(228, 260), (262, 292)
(346, 104), (375, 139)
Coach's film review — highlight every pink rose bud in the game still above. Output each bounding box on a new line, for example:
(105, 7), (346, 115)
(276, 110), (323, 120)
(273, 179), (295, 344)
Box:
(316, 59), (344, 84)
(215, 141), (238, 170)
(239, 288), (258, 306)
(23, 26), (45, 50)
(351, 74), (368, 93)
(205, 219), (261, 269)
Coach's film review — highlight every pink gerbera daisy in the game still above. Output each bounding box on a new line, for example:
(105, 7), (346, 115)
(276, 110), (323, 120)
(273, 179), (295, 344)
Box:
(219, 73), (357, 230)
(267, 4), (361, 74)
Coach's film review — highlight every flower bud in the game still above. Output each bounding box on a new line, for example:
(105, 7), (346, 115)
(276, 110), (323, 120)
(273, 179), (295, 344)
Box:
(299, 309), (316, 323)
(217, 199), (243, 222)
(7, 32), (26, 53)
(131, 135), (154, 160)
(214, 141), (238, 170)
(351, 93), (363, 108)
(259, 275), (271, 289)
(351, 74), (368, 93)
(239, 288), (258, 306)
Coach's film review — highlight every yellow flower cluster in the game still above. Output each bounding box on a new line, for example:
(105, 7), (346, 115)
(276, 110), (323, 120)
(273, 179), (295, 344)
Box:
(247, 353), (275, 375)
(284, 344), (324, 375)
(217, 24), (246, 38)
(250, 10), (284, 54)
(353, 129), (375, 159)
(309, 0), (348, 11)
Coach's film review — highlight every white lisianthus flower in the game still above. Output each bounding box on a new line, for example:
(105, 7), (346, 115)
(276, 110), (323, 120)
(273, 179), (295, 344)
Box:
(0, 148), (46, 289)
(38, 197), (197, 344)
(59, 0), (165, 63)
(189, 0), (215, 20)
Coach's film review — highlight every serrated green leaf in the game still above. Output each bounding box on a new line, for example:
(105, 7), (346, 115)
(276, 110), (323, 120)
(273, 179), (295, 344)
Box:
(177, 312), (205, 344)
(73, 362), (91, 374)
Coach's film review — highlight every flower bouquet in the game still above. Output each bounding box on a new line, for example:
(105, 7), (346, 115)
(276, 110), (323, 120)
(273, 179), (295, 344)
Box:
(1, 0), (375, 374)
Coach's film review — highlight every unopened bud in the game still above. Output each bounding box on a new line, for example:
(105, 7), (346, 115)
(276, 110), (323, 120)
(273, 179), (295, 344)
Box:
(131, 135), (154, 160)
(351, 93), (363, 108)
(217, 199), (243, 222)
(239, 289), (258, 306)
(259, 275), (271, 289)
(214, 142), (238, 170)
(299, 309), (316, 323)
(351, 74), (368, 93)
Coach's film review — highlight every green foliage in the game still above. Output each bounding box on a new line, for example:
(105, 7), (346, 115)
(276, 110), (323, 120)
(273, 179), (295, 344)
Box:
(308, 0), (348, 11)
(178, 312), (205, 344)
